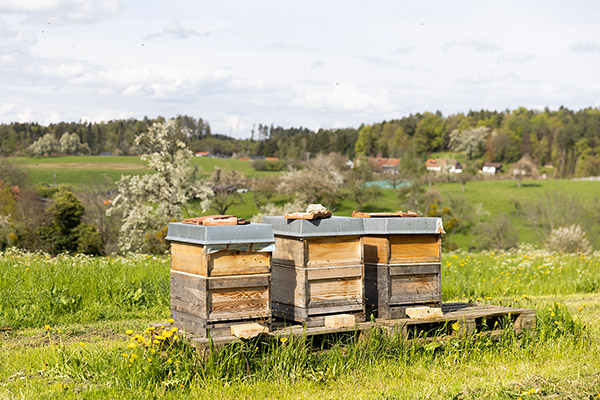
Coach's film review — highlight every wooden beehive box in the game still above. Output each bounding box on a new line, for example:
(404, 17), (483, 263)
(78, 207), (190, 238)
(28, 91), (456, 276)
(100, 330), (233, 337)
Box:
(262, 216), (365, 326)
(166, 222), (275, 338)
(361, 217), (445, 320)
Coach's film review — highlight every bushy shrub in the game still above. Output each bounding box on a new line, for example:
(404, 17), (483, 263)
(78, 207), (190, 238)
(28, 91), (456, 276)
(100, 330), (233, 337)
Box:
(472, 216), (518, 250)
(252, 159), (286, 171)
(545, 224), (592, 254)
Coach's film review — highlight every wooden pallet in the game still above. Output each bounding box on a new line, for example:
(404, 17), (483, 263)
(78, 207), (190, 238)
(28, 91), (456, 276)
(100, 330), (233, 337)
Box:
(184, 302), (536, 349)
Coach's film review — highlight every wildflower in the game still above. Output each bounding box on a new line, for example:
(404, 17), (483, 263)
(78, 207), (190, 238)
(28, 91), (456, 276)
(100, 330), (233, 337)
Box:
(122, 353), (129, 358)
(45, 325), (51, 331)
(452, 322), (460, 331)
(168, 318), (175, 324)
(130, 354), (137, 360)
(280, 337), (288, 343)
(125, 329), (134, 335)
(551, 312), (556, 317)
(128, 342), (138, 349)
(147, 358), (152, 363)
(78, 341), (86, 347)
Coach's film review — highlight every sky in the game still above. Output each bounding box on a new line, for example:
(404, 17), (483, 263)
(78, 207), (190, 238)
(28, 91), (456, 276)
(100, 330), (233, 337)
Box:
(1, 1), (599, 138)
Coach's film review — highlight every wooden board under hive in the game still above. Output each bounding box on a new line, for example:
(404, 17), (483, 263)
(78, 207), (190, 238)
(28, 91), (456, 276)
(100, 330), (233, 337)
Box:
(270, 234), (365, 325)
(361, 218), (444, 320)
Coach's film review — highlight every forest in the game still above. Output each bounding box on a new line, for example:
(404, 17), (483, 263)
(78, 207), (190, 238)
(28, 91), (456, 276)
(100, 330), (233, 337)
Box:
(2, 107), (600, 177)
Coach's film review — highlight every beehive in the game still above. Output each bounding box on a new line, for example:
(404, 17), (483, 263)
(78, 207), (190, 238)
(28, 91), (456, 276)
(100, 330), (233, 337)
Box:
(361, 217), (444, 319)
(166, 222), (274, 338)
(262, 216), (364, 325)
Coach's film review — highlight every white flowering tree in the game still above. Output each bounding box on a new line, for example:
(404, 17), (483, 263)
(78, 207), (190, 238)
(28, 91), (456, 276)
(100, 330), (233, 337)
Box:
(59, 132), (91, 155)
(108, 121), (213, 253)
(28, 133), (60, 156)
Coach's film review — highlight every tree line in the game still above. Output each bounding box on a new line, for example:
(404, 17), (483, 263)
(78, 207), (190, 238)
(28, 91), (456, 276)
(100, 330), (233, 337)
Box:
(1, 107), (599, 177)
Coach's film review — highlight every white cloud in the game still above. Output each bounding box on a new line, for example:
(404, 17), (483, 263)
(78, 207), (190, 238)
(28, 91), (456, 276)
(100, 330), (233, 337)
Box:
(291, 83), (395, 113)
(0, 0), (122, 25)
(569, 42), (600, 54)
(497, 53), (536, 64)
(144, 21), (209, 41)
(442, 39), (502, 53)
(354, 54), (398, 66)
(0, 18), (36, 54)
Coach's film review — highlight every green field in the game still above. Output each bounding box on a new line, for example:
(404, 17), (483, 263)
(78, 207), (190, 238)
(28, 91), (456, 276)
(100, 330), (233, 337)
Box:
(7, 156), (278, 187)
(1, 249), (599, 399)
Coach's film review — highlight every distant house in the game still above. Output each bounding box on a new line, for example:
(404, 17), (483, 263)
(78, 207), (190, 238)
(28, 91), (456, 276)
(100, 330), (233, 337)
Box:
(265, 157), (279, 161)
(238, 157), (251, 161)
(426, 158), (462, 173)
(369, 157), (401, 174)
(482, 162), (502, 175)
(194, 151), (211, 157)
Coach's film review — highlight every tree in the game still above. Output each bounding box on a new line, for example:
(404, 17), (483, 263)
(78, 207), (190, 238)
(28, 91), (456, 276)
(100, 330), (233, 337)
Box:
(28, 133), (59, 156)
(59, 132), (91, 155)
(39, 188), (103, 255)
(278, 153), (346, 211)
(108, 121), (213, 253)
(511, 154), (539, 187)
(208, 167), (247, 215)
(449, 127), (490, 159)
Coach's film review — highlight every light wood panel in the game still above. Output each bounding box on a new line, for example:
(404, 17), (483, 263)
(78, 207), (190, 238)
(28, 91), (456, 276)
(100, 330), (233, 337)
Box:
(389, 234), (440, 263)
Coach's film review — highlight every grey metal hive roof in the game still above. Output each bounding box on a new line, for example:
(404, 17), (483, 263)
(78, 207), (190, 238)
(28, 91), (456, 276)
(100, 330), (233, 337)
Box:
(262, 216), (364, 238)
(165, 222), (275, 245)
(361, 217), (444, 235)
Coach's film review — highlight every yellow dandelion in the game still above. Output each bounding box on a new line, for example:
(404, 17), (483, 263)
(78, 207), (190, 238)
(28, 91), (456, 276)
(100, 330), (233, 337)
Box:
(153, 339), (160, 344)
(79, 341), (86, 347)
(168, 318), (175, 324)
(147, 358), (152, 363)
(130, 354), (137, 360)
(125, 329), (134, 335)
(121, 353), (129, 358)
(45, 325), (51, 331)
(280, 337), (288, 343)
(551, 312), (556, 317)
(128, 342), (138, 349)
(452, 322), (460, 331)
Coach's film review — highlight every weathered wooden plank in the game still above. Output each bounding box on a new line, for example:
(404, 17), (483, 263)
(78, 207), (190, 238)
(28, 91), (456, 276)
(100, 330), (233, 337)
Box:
(171, 297), (206, 317)
(363, 236), (390, 264)
(308, 277), (362, 304)
(306, 236), (362, 266)
(207, 274), (270, 290)
(389, 274), (441, 305)
(306, 264), (363, 281)
(170, 242), (207, 276)
(271, 264), (306, 306)
(209, 251), (270, 276)
(272, 237), (305, 266)
(389, 263), (440, 276)
(209, 288), (269, 319)
(271, 301), (309, 320)
(389, 234), (440, 263)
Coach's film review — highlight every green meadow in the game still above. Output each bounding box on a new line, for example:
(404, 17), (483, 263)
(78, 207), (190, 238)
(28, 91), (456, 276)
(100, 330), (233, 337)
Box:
(1, 249), (599, 399)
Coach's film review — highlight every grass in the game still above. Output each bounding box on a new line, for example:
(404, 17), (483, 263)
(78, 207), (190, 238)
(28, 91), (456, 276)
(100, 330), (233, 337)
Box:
(1, 249), (600, 399)
(7, 155), (278, 187)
